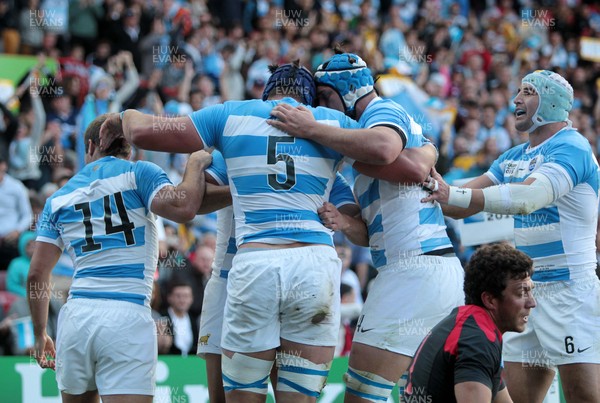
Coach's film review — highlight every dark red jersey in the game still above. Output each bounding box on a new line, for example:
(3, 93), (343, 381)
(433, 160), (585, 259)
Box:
(404, 305), (505, 403)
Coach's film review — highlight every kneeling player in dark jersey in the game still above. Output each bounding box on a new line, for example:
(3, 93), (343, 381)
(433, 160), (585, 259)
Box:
(405, 243), (536, 403)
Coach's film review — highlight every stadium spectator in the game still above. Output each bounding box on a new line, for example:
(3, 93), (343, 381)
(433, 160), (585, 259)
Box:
(76, 50), (139, 170)
(0, 99), (19, 162)
(68, 0), (104, 56)
(335, 283), (361, 358)
(151, 278), (173, 355)
(0, 155), (33, 271)
(163, 281), (199, 357)
(6, 231), (36, 298)
(8, 75), (45, 190)
(336, 243), (363, 306)
(478, 103), (512, 152)
(170, 244), (213, 319)
(45, 93), (78, 151)
(17, 0), (44, 55)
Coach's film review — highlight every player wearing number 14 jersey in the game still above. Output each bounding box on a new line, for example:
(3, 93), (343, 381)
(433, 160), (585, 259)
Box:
(96, 62), (390, 402)
(28, 114), (212, 403)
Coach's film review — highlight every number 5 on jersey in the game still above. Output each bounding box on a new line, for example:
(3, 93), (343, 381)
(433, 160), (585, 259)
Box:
(268, 136), (297, 191)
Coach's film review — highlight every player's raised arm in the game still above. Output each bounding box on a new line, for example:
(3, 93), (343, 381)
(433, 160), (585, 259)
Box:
(99, 110), (204, 153)
(150, 150), (213, 222)
(422, 168), (558, 217)
(354, 142), (437, 184)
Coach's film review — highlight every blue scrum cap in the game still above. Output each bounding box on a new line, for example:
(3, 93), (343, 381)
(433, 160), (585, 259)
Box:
(314, 53), (374, 117)
(521, 70), (573, 133)
(262, 62), (317, 106)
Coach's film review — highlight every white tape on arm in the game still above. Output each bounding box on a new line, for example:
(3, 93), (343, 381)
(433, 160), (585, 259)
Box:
(447, 186), (473, 208)
(482, 174), (555, 215)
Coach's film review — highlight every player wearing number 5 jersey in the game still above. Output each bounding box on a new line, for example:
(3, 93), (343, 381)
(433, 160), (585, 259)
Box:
(28, 114), (212, 403)
(198, 150), (359, 403)
(97, 62), (402, 403)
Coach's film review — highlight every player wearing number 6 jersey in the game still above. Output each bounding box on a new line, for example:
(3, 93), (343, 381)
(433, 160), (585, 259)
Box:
(97, 62), (403, 403)
(28, 114), (212, 403)
(423, 70), (600, 403)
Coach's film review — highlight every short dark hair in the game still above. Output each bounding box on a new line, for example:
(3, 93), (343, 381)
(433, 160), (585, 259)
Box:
(340, 283), (353, 298)
(84, 114), (131, 158)
(167, 280), (193, 295)
(464, 243), (533, 307)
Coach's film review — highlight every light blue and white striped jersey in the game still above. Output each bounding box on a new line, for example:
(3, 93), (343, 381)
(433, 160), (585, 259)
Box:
(189, 98), (359, 247)
(486, 127), (599, 281)
(205, 150), (235, 278)
(205, 149), (358, 276)
(36, 156), (172, 307)
(353, 97), (453, 268)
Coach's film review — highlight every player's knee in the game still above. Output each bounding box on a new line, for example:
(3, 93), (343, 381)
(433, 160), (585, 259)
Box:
(344, 367), (395, 402)
(221, 353), (273, 395)
(275, 355), (331, 398)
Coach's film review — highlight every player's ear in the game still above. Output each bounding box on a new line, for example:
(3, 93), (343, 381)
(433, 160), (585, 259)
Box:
(480, 291), (498, 311)
(87, 139), (96, 157)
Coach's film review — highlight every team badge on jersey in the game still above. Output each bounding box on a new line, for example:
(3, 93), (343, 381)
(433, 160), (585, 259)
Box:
(529, 156), (541, 172)
(504, 162), (518, 176)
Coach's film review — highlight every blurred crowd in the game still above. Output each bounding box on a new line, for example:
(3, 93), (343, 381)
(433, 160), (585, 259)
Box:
(0, 0), (599, 357)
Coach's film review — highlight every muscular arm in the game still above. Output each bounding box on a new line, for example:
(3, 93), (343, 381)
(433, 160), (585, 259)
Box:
(196, 170), (233, 215)
(425, 159), (565, 218)
(439, 175), (495, 219)
(197, 183), (232, 214)
(151, 151), (212, 222)
(268, 104), (403, 164)
(353, 143), (437, 183)
(455, 382), (493, 403)
(28, 241), (62, 369)
(99, 110), (204, 153)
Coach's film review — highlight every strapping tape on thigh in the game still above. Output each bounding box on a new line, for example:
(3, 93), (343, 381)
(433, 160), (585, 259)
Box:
(276, 354), (331, 397)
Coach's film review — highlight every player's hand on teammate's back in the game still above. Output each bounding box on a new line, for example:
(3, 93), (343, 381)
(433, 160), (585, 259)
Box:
(188, 150), (213, 169)
(318, 202), (348, 231)
(33, 332), (56, 370)
(99, 112), (125, 151)
(268, 103), (316, 138)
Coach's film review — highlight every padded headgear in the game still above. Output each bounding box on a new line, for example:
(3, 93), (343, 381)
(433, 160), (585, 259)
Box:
(521, 70), (573, 133)
(314, 53), (375, 118)
(262, 63), (317, 106)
